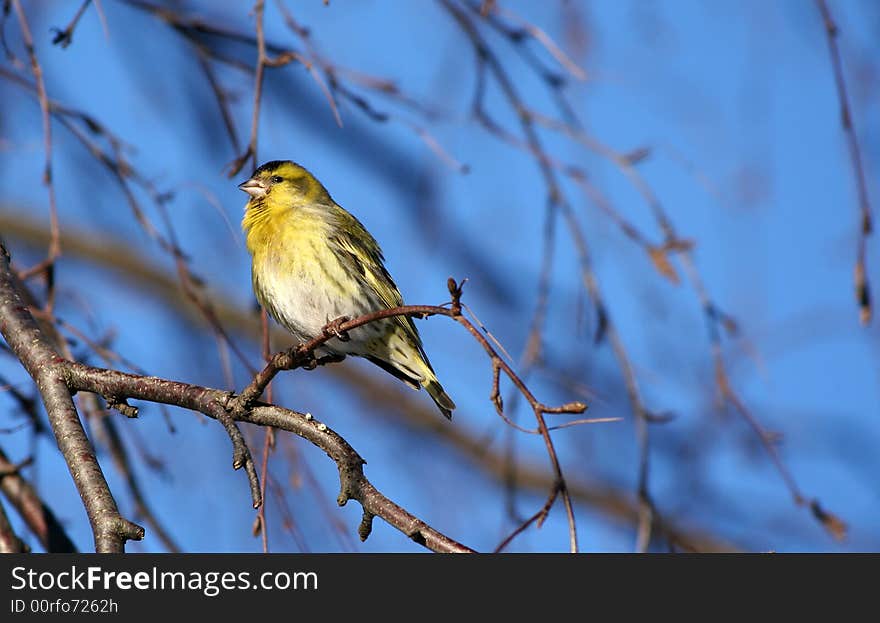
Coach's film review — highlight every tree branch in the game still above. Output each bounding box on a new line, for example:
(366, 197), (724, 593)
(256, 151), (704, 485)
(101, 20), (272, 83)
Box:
(0, 415), (76, 552)
(0, 241), (472, 553)
(10, 0), (61, 306)
(1, 213), (743, 551)
(63, 362), (474, 553)
(816, 0), (873, 326)
(0, 242), (143, 552)
(0, 495), (28, 553)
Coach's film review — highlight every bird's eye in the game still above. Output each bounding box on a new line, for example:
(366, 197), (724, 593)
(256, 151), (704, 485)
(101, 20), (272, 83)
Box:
(271, 175), (283, 184)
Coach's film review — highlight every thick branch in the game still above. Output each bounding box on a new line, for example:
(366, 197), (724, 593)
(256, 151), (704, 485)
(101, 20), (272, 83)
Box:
(1, 214), (741, 550)
(229, 277), (585, 552)
(0, 244), (143, 552)
(64, 362), (474, 553)
(1, 239), (467, 551)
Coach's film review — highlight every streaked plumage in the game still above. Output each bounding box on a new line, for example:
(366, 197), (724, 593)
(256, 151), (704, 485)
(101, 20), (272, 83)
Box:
(239, 160), (456, 419)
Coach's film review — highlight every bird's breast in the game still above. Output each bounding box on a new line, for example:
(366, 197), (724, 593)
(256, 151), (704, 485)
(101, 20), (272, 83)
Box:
(250, 224), (375, 346)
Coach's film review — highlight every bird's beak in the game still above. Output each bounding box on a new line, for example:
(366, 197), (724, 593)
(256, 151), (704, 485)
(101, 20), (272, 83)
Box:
(238, 177), (267, 199)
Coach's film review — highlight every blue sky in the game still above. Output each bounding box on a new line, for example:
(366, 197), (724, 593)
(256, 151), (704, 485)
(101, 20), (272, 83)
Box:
(1, 1), (878, 552)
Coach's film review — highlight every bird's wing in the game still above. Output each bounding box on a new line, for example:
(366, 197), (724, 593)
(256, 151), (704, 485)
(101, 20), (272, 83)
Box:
(328, 205), (429, 358)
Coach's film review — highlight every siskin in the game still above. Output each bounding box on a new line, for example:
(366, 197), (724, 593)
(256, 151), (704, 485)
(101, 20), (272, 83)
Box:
(239, 160), (456, 419)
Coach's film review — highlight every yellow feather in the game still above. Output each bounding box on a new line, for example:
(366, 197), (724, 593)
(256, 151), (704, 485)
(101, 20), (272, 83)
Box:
(239, 160), (456, 419)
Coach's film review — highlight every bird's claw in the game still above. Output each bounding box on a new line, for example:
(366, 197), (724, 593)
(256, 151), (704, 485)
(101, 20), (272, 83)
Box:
(297, 350), (345, 371)
(324, 316), (351, 342)
(316, 353), (346, 366)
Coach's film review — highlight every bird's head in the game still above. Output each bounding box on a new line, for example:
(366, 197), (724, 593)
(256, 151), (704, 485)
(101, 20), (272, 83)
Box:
(238, 160), (330, 207)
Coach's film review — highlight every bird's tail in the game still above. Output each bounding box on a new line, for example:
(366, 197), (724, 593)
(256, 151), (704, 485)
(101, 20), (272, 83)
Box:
(423, 377), (456, 420)
(365, 354), (456, 419)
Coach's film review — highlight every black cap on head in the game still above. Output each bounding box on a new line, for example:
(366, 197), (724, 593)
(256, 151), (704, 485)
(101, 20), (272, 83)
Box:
(252, 160), (293, 176)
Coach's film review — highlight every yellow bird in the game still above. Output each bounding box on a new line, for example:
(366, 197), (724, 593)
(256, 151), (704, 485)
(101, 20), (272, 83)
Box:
(239, 160), (456, 419)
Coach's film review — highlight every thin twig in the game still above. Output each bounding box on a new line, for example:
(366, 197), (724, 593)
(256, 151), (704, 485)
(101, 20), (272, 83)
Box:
(0, 496), (28, 553)
(816, 0), (873, 326)
(445, 0), (617, 552)
(228, 0), (269, 177)
(10, 0), (61, 311)
(4, 213), (743, 552)
(51, 0), (93, 48)
(1, 441), (97, 551)
(255, 310), (274, 552)
(195, 46), (242, 154)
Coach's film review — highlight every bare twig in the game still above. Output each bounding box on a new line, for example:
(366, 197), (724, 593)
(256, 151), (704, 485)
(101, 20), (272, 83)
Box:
(255, 310), (274, 552)
(71, 277), (583, 552)
(0, 496), (28, 553)
(467, 0), (847, 544)
(0, 372), (44, 437)
(552, 92), (849, 541)
(494, 489), (558, 553)
(10, 0), (61, 310)
(2, 212), (744, 551)
(1, 240), (471, 552)
(254, 426), (273, 551)
(0, 66), (260, 385)
(236, 276), (583, 552)
(228, 0), (270, 177)
(195, 46), (242, 154)
(816, 0), (873, 326)
(479, 2), (587, 82)
(51, 0), (93, 48)
(445, 0), (642, 552)
(1, 441), (103, 551)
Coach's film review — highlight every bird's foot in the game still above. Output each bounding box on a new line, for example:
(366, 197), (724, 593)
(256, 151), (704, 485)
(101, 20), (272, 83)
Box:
(316, 353), (346, 366)
(323, 316), (351, 342)
(300, 354), (319, 371)
(298, 351), (345, 371)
